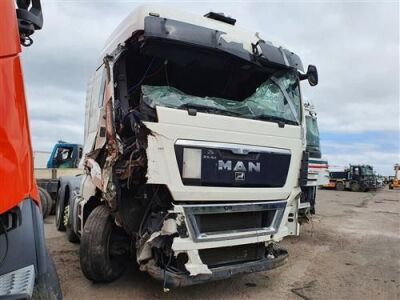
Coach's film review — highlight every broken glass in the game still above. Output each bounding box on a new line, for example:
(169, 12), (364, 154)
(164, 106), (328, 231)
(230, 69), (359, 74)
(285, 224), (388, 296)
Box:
(141, 70), (301, 125)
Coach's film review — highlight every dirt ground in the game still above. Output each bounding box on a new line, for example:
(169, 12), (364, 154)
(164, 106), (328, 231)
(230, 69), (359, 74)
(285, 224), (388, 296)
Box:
(44, 187), (400, 300)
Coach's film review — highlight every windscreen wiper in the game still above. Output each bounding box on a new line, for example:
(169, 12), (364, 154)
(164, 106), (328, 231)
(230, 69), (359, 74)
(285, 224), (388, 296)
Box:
(178, 103), (243, 117)
(254, 114), (298, 127)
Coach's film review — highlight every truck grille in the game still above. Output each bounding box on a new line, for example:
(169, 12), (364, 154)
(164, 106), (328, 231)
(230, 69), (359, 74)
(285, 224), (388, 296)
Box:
(195, 210), (276, 233)
(183, 201), (286, 242)
(199, 243), (265, 267)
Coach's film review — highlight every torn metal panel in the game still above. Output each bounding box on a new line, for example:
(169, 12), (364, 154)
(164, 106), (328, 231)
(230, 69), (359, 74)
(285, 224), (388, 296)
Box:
(184, 250), (211, 276)
(84, 158), (103, 191)
(136, 217), (178, 264)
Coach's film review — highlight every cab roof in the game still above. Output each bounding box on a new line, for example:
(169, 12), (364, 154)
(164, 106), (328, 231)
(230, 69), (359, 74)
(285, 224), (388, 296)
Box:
(99, 5), (304, 72)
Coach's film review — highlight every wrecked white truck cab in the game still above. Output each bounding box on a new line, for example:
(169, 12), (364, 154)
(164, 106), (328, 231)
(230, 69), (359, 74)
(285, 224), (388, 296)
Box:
(69, 6), (319, 288)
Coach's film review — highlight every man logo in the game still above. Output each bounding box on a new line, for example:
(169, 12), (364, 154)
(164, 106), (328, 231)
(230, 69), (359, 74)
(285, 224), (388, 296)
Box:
(235, 172), (245, 181)
(218, 160), (261, 173)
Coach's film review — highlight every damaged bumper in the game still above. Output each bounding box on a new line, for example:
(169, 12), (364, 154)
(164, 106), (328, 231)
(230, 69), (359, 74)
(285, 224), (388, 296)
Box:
(136, 198), (297, 287)
(142, 248), (288, 288)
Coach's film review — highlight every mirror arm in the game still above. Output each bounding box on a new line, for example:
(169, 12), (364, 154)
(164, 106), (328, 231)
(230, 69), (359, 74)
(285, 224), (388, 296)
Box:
(298, 72), (308, 81)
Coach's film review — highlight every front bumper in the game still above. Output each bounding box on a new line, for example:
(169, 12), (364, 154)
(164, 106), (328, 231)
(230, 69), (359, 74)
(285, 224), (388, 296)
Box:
(142, 248), (288, 288)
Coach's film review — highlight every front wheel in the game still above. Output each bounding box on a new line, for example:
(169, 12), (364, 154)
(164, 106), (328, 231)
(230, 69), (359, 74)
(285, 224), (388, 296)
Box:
(80, 205), (128, 283)
(351, 182), (360, 192)
(336, 182), (345, 191)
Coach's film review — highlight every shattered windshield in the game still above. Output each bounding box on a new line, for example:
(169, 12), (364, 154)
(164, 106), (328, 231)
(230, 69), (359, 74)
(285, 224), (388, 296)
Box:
(305, 116), (320, 149)
(141, 70), (301, 125)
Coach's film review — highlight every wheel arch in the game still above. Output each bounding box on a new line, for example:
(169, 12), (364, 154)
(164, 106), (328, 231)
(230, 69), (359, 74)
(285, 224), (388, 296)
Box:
(82, 195), (102, 230)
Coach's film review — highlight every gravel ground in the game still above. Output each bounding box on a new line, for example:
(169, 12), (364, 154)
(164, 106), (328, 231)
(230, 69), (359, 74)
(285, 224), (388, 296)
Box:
(44, 187), (400, 300)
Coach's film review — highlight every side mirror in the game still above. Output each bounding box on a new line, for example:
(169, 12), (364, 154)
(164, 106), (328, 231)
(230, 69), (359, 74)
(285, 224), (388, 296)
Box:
(306, 65), (318, 86)
(299, 64), (318, 86)
(16, 0), (43, 46)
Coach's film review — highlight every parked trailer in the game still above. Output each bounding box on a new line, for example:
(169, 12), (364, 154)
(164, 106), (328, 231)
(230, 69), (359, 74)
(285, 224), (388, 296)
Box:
(57, 6), (319, 288)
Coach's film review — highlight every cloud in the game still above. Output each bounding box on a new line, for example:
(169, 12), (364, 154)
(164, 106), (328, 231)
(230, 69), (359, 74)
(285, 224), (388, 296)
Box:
(20, 1), (399, 173)
(321, 131), (400, 175)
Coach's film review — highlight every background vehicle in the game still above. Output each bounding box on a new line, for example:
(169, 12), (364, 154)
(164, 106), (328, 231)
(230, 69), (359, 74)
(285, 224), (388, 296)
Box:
(327, 165), (377, 192)
(375, 175), (384, 188)
(300, 102), (329, 217)
(34, 141), (83, 218)
(389, 164), (400, 189)
(58, 6), (319, 288)
(0, 1), (61, 298)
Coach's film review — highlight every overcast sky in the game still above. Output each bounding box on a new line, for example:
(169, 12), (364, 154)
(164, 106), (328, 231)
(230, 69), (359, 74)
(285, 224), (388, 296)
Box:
(22, 0), (399, 175)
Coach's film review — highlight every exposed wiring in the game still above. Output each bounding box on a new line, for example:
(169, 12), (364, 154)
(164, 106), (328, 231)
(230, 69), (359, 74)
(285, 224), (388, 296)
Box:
(138, 186), (160, 238)
(0, 218), (9, 268)
(127, 58), (156, 94)
(164, 60), (170, 86)
(162, 254), (172, 292)
(145, 64), (164, 80)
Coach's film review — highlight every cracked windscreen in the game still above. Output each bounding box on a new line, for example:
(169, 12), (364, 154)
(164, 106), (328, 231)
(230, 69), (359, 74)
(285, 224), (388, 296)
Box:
(305, 115), (320, 150)
(141, 70), (301, 125)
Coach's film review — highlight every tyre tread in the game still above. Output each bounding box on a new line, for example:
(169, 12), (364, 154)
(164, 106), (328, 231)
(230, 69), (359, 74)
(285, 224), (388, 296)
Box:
(80, 205), (125, 283)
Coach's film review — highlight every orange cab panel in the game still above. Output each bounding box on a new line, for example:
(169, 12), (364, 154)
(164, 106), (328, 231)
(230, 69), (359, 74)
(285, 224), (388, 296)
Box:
(0, 1), (39, 214)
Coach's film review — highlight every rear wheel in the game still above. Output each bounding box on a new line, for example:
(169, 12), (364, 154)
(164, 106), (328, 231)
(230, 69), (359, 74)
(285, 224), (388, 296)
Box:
(66, 205), (80, 243)
(336, 182), (344, 191)
(55, 187), (67, 231)
(80, 205), (128, 283)
(389, 184), (393, 190)
(38, 187), (52, 219)
(351, 182), (360, 192)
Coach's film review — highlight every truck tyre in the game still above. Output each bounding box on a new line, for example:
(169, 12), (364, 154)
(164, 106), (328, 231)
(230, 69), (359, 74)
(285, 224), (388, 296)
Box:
(39, 188), (48, 218)
(66, 205), (80, 243)
(389, 184), (393, 190)
(64, 195), (79, 244)
(351, 182), (360, 192)
(38, 187), (52, 219)
(42, 188), (53, 217)
(50, 194), (56, 215)
(336, 182), (344, 191)
(55, 187), (67, 231)
(80, 205), (127, 283)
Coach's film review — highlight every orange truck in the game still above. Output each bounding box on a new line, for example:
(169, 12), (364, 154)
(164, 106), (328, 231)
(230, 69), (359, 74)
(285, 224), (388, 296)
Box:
(389, 164), (400, 189)
(0, 0), (61, 298)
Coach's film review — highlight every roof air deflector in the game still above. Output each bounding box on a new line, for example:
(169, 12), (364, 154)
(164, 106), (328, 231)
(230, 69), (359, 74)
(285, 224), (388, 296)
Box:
(204, 12), (236, 25)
